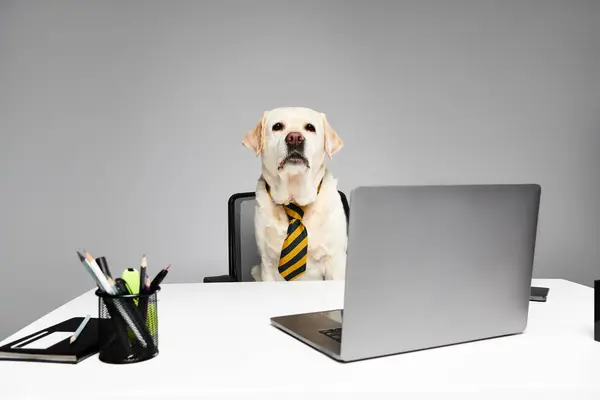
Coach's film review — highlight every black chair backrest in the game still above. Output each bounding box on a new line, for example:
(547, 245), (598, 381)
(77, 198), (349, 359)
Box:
(227, 191), (350, 282)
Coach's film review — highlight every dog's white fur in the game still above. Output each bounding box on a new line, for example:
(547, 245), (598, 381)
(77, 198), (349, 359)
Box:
(242, 107), (347, 281)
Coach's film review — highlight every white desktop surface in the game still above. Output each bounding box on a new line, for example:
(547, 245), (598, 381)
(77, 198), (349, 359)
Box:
(0, 278), (598, 399)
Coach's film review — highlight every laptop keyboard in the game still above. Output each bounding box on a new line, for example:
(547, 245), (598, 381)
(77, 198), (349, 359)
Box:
(319, 328), (342, 342)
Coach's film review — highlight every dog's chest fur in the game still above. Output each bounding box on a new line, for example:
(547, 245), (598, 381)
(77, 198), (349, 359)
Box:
(252, 175), (347, 282)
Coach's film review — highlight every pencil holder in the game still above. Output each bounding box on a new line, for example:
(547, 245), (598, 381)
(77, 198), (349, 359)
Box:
(96, 288), (160, 364)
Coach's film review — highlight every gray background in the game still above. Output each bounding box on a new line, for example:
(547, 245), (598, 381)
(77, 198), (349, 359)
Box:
(0, 0), (598, 341)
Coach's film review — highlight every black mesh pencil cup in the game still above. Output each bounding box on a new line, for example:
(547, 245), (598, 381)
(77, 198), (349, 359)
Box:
(96, 288), (159, 364)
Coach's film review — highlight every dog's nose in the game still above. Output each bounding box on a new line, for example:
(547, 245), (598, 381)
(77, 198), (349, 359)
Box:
(285, 132), (304, 145)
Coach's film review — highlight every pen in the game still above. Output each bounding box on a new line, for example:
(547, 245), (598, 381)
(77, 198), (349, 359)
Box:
(114, 278), (131, 295)
(108, 287), (151, 348)
(150, 264), (170, 292)
(101, 299), (135, 358)
(70, 315), (91, 344)
(112, 278), (155, 349)
(103, 278), (140, 357)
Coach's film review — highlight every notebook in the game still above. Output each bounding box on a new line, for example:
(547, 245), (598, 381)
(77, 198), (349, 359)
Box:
(0, 317), (99, 364)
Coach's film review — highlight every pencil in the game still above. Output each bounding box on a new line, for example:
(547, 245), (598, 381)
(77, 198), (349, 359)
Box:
(81, 249), (117, 295)
(70, 314), (91, 344)
(139, 254), (147, 294)
(76, 250), (104, 291)
(139, 255), (150, 322)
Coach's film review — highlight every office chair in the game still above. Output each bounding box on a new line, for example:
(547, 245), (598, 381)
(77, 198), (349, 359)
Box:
(203, 190), (350, 283)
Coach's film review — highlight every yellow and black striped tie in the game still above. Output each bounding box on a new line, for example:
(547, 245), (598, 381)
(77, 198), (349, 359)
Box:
(278, 202), (308, 280)
(265, 179), (323, 281)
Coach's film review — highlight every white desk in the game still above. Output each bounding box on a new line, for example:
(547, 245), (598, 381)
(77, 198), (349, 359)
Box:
(0, 279), (598, 399)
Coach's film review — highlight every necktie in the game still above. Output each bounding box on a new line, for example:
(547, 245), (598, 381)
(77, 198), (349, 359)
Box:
(264, 178), (323, 281)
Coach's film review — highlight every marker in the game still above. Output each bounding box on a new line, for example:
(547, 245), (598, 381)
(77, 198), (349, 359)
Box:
(70, 315), (91, 344)
(95, 256), (113, 279)
(150, 264), (171, 292)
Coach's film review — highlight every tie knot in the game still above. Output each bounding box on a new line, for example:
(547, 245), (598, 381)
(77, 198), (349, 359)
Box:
(284, 203), (305, 221)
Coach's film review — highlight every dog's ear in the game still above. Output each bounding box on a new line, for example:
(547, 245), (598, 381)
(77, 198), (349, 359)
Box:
(321, 113), (343, 158)
(242, 111), (268, 156)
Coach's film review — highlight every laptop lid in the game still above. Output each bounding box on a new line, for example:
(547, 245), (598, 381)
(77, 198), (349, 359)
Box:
(340, 184), (541, 361)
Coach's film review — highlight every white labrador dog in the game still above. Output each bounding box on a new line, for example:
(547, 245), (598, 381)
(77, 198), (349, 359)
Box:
(242, 107), (347, 281)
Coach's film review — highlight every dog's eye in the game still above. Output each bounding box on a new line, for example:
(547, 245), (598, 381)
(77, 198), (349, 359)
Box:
(272, 122), (284, 131)
(305, 123), (315, 132)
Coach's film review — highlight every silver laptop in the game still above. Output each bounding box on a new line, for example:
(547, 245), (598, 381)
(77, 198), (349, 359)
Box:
(270, 184), (541, 362)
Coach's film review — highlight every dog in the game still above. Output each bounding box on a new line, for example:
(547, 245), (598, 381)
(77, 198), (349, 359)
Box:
(241, 107), (347, 281)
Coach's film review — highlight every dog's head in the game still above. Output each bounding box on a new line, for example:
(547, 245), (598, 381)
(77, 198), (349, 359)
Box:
(242, 107), (343, 176)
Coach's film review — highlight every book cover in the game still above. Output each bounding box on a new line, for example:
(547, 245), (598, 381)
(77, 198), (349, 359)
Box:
(0, 317), (99, 364)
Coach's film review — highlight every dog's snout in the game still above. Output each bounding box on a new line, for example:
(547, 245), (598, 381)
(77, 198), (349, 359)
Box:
(285, 132), (304, 146)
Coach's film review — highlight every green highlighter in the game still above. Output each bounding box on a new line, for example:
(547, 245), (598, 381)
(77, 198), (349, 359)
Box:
(121, 268), (140, 296)
(122, 268), (157, 335)
(121, 268), (141, 342)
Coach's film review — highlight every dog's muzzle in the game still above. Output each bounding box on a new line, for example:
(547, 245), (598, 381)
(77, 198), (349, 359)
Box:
(279, 132), (309, 169)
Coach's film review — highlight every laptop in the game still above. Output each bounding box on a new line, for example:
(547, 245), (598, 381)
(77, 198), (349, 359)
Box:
(270, 184), (541, 362)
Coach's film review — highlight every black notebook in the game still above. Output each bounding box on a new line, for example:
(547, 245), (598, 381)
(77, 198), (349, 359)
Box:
(0, 317), (99, 364)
